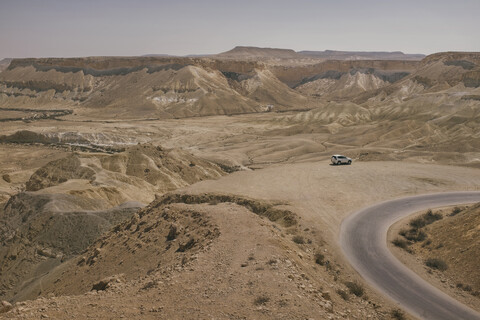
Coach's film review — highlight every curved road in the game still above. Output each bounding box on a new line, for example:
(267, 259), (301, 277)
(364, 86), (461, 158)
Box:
(340, 192), (480, 320)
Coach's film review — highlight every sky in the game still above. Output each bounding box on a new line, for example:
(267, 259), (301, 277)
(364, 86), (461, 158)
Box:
(1, 0), (479, 59)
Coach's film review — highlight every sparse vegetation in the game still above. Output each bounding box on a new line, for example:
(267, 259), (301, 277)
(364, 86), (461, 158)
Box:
(456, 283), (473, 292)
(421, 239), (432, 247)
(409, 209), (442, 230)
(422, 210), (443, 224)
(392, 238), (409, 250)
(336, 289), (349, 301)
(396, 208), (445, 252)
(314, 252), (325, 265)
(403, 229), (427, 242)
(449, 207), (462, 216)
(2, 174), (11, 183)
(292, 235), (305, 244)
(345, 281), (364, 297)
(176, 238), (196, 252)
(425, 258), (448, 271)
(277, 299), (288, 307)
(253, 295), (270, 306)
(391, 308), (406, 320)
(322, 291), (331, 300)
(166, 225), (177, 241)
(157, 193), (297, 227)
(409, 216), (426, 229)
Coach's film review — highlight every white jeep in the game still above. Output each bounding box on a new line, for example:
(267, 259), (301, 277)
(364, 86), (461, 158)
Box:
(331, 155), (352, 165)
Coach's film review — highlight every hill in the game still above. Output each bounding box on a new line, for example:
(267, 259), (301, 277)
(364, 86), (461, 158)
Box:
(409, 204), (480, 295)
(389, 204), (480, 311)
(298, 50), (425, 61)
(216, 46), (301, 59)
(0, 192), (143, 302)
(0, 59), (12, 73)
(1, 49), (480, 319)
(0, 57), (311, 119)
(217, 47), (425, 61)
(270, 59), (419, 87)
(0, 191), (395, 319)
(0, 144), (227, 302)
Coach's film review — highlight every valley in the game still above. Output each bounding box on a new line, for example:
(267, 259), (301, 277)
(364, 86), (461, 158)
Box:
(0, 47), (479, 319)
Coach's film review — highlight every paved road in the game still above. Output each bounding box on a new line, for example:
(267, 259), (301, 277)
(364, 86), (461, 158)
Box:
(340, 192), (480, 320)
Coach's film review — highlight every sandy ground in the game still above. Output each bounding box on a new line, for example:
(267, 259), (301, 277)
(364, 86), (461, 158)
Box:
(185, 161), (480, 242)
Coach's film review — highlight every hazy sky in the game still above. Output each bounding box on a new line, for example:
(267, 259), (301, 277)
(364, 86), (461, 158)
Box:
(1, 0), (479, 58)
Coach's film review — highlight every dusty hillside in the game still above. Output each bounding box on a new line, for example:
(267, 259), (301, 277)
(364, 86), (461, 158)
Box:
(22, 144), (226, 205)
(1, 194), (397, 319)
(389, 204), (480, 313)
(0, 192), (143, 302)
(250, 53), (480, 167)
(0, 144), (226, 304)
(403, 205), (480, 294)
(0, 59), (12, 73)
(0, 49), (479, 320)
(25, 154), (95, 191)
(355, 52), (480, 105)
(0, 57), (312, 119)
(3, 160), (478, 319)
(295, 68), (409, 100)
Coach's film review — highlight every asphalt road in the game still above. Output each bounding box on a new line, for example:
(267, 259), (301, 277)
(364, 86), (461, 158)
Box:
(340, 192), (480, 320)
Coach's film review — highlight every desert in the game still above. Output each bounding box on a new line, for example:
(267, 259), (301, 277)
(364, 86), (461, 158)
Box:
(1, 1), (480, 318)
(0, 47), (479, 319)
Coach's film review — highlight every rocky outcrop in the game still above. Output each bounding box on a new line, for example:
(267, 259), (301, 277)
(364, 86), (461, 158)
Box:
(26, 154), (96, 191)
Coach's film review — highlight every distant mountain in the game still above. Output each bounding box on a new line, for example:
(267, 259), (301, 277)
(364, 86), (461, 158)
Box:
(298, 50), (425, 61)
(215, 47), (425, 61)
(141, 54), (173, 57)
(216, 46), (301, 59)
(144, 47), (425, 61)
(0, 58), (12, 72)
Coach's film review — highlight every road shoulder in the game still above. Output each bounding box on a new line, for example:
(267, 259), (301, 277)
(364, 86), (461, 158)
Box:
(387, 206), (480, 313)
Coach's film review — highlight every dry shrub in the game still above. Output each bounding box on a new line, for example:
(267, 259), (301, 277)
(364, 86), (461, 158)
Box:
(345, 281), (364, 297)
(391, 309), (406, 320)
(425, 258), (448, 271)
(314, 252), (325, 265)
(292, 235), (305, 244)
(254, 295), (270, 306)
(336, 289), (349, 300)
